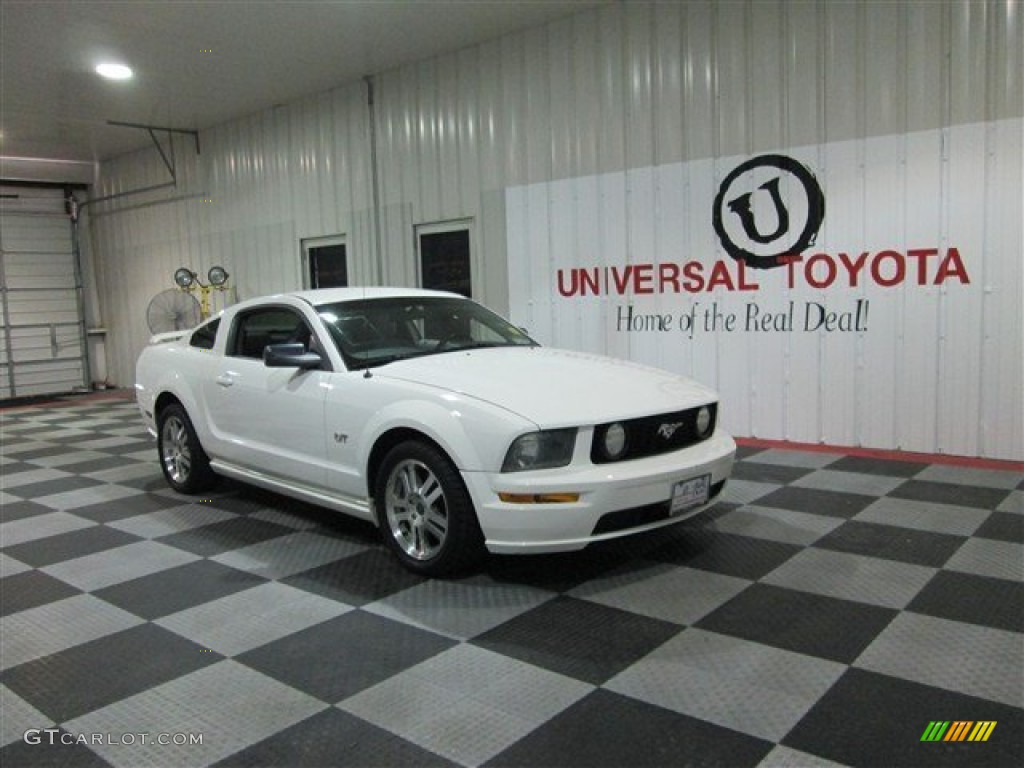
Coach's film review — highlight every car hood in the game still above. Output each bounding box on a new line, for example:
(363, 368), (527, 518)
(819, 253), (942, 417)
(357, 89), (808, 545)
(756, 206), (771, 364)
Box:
(375, 347), (718, 427)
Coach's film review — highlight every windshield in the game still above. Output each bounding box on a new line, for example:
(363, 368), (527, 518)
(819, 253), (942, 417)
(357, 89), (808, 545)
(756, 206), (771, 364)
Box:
(316, 296), (537, 370)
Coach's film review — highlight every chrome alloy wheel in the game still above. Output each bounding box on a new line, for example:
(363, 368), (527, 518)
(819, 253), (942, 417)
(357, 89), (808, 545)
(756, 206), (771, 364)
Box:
(160, 414), (192, 484)
(384, 458), (449, 561)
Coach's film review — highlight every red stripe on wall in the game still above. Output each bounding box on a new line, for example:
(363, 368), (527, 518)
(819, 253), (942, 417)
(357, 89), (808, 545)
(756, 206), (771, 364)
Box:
(735, 437), (1024, 473)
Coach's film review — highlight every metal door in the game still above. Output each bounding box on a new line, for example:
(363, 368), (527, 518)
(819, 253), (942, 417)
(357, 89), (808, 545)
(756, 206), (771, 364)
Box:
(0, 186), (87, 399)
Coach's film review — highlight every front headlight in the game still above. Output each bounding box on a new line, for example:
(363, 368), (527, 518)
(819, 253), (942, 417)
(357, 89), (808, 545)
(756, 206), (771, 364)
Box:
(695, 405), (712, 438)
(501, 428), (577, 472)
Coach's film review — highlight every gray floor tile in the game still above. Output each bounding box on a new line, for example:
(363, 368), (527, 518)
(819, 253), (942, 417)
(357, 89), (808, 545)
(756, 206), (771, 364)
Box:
(41, 540), (201, 591)
(82, 463), (161, 484)
(915, 464), (1022, 490)
(211, 530), (370, 580)
(0, 594), (144, 671)
(793, 468), (905, 497)
(0, 467), (71, 489)
(568, 561), (750, 625)
(1, 685), (53, 747)
(107, 504), (237, 538)
(711, 505), (844, 546)
(606, 628), (845, 742)
(998, 489), (1022, 514)
(945, 537), (1024, 581)
(720, 478), (781, 505)
(854, 612), (1024, 707)
(758, 745), (847, 767)
(22, 450), (111, 468)
(761, 548), (937, 609)
(855, 497), (990, 536)
(65, 660), (326, 768)
(0, 510), (95, 547)
(0, 553), (31, 578)
(155, 582), (351, 655)
(741, 449), (838, 469)
(364, 575), (555, 640)
(340, 644), (592, 766)
(33, 483), (143, 511)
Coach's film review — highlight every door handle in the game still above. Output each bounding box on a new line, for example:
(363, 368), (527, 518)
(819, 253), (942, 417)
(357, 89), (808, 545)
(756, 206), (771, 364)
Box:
(215, 375), (234, 387)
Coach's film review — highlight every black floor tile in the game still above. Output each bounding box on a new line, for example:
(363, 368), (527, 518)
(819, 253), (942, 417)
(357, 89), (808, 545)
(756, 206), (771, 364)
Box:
(648, 529), (802, 580)
(973, 511), (1023, 543)
(116, 475), (170, 492)
(237, 611), (455, 702)
(472, 596), (682, 685)
(94, 560), (268, 620)
(907, 571), (1024, 632)
(0, 459), (32, 473)
(784, 667), (1024, 767)
(94, 440), (151, 455)
(202, 488), (294, 516)
(60, 456), (136, 475)
(814, 520), (965, 567)
(730, 460), (814, 485)
(214, 707), (457, 768)
(696, 583), (898, 664)
(0, 500), (54, 523)
(0, 570), (81, 616)
(71, 493), (184, 523)
(827, 455), (929, 477)
(734, 445), (766, 460)
(486, 689), (772, 768)
(0, 623), (223, 722)
(756, 486), (876, 518)
(2, 445), (72, 461)
(485, 547), (639, 593)
(282, 549), (425, 605)
(0, 734), (112, 768)
(3, 475), (105, 498)
(889, 480), (1010, 510)
(155, 518), (296, 557)
(2, 525), (141, 568)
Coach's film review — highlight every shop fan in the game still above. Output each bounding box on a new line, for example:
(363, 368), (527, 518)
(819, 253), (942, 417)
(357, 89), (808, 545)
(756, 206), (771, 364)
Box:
(146, 289), (202, 333)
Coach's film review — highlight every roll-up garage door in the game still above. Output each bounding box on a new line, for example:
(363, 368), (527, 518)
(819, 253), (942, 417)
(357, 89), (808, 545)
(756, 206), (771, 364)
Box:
(0, 186), (87, 399)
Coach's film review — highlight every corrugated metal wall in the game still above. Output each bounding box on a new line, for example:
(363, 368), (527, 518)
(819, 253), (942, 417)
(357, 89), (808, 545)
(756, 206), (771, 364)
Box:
(90, 0), (1021, 459)
(90, 84), (374, 386)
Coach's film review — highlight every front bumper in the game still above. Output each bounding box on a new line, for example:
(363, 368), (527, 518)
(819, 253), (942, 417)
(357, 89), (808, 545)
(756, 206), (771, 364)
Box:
(463, 428), (735, 554)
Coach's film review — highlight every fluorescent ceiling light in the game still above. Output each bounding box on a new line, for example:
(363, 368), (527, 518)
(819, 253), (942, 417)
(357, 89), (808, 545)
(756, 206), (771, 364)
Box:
(96, 62), (133, 80)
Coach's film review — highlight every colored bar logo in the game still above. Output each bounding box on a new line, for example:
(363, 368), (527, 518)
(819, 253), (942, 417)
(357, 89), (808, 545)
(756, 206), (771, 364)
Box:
(921, 721), (996, 742)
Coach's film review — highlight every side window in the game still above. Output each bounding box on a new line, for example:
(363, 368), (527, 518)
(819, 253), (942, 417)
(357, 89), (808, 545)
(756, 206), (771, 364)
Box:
(189, 318), (220, 350)
(230, 308), (311, 359)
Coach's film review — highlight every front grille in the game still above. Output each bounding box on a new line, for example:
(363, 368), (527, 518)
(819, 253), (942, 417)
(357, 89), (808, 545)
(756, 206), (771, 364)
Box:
(591, 403), (717, 464)
(591, 480), (725, 535)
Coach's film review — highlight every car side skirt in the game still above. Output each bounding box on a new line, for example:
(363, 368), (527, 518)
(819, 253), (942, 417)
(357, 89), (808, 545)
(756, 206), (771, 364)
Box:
(209, 460), (375, 522)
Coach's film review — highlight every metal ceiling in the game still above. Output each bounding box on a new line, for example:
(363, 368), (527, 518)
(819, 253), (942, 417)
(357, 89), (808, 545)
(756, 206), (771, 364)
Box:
(0, 0), (604, 174)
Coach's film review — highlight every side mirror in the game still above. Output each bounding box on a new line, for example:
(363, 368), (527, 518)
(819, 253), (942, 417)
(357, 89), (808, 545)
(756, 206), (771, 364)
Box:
(263, 343), (322, 370)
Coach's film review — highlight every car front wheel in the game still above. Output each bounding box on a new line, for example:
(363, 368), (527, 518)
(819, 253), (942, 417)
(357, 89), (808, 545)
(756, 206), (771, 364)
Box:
(375, 440), (484, 577)
(157, 403), (216, 494)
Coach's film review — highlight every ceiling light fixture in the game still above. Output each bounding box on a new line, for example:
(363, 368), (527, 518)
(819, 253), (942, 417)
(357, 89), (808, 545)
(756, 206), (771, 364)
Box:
(96, 62), (133, 80)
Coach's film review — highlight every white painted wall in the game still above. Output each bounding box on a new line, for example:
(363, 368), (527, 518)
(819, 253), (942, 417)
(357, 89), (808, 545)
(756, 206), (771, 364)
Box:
(90, 0), (1022, 459)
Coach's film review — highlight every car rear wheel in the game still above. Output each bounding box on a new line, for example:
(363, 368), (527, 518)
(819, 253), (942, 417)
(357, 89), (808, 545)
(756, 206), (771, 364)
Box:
(157, 403), (216, 494)
(375, 440), (484, 577)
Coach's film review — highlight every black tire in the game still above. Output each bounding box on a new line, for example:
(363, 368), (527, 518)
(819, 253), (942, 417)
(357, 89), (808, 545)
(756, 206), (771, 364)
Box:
(374, 440), (485, 577)
(157, 403), (217, 494)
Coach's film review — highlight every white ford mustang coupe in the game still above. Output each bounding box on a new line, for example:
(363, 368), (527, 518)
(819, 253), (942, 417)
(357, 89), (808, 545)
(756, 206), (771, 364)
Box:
(136, 288), (735, 576)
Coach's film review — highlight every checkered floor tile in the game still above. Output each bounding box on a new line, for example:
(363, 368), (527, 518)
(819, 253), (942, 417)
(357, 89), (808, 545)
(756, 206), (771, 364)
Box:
(1, 393), (1021, 767)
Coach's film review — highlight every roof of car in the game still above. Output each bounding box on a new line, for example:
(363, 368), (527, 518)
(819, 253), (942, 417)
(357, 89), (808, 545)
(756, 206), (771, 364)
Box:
(290, 286), (462, 305)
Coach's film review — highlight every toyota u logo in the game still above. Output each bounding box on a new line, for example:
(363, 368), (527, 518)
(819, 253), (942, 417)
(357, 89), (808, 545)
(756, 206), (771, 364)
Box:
(713, 154), (826, 269)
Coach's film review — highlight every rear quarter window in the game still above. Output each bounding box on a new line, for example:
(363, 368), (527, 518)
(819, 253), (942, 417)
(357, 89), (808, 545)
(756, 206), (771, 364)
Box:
(189, 318), (220, 350)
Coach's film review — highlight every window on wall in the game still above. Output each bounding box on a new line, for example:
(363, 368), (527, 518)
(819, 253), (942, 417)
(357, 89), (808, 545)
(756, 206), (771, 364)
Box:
(417, 221), (471, 298)
(301, 235), (348, 289)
